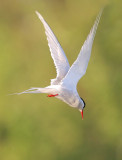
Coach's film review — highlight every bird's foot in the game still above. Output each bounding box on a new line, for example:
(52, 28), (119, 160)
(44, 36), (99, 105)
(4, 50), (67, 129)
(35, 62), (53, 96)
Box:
(47, 94), (58, 97)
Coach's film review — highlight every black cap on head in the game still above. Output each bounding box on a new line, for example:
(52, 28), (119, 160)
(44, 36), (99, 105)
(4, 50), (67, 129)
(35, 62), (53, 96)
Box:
(80, 97), (86, 109)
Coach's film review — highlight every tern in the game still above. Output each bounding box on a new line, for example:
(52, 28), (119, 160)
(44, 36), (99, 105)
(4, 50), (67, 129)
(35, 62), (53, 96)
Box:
(14, 10), (102, 119)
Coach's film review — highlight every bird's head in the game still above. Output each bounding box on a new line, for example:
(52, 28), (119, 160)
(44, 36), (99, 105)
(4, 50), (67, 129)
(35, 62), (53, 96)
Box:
(79, 97), (86, 120)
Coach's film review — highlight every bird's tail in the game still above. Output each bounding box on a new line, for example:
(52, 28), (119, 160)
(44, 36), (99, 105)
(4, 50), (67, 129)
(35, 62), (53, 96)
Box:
(9, 87), (57, 95)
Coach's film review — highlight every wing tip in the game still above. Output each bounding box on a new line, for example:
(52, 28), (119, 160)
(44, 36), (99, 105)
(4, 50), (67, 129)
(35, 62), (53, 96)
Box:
(96, 8), (103, 24)
(89, 8), (103, 39)
(35, 10), (44, 21)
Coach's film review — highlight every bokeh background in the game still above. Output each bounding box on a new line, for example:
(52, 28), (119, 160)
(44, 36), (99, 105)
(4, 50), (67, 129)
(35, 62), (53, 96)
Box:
(0, 0), (122, 160)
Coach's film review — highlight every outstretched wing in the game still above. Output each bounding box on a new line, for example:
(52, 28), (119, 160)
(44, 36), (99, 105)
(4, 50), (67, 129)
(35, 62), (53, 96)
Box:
(36, 11), (70, 85)
(61, 10), (103, 90)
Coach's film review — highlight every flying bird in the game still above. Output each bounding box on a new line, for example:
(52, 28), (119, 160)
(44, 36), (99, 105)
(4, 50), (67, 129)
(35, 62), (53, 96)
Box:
(14, 10), (102, 119)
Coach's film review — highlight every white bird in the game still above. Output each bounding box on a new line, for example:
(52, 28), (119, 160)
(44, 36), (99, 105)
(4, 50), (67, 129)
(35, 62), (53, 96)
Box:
(14, 10), (103, 119)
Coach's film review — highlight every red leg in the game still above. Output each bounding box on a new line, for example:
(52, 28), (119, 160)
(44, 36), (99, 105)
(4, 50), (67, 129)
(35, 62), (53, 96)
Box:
(47, 94), (58, 97)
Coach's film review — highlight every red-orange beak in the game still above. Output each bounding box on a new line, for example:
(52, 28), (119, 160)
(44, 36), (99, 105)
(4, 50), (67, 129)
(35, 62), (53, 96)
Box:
(81, 110), (83, 120)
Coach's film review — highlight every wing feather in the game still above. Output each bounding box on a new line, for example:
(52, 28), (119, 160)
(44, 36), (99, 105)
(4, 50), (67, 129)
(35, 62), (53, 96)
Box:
(36, 11), (70, 85)
(61, 10), (103, 90)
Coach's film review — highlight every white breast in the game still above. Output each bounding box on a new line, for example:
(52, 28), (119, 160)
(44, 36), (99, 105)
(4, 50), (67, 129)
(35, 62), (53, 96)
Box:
(55, 86), (80, 108)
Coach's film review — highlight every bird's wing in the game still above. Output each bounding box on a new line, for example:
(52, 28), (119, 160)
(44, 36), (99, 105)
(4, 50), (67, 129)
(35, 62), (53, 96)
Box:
(61, 10), (103, 90)
(36, 11), (70, 85)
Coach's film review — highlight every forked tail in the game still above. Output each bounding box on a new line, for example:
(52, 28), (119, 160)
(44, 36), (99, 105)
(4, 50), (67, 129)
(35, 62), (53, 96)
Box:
(9, 87), (57, 95)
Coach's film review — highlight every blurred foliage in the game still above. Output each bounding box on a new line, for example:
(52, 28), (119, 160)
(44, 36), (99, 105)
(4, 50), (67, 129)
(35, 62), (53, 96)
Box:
(0, 0), (122, 160)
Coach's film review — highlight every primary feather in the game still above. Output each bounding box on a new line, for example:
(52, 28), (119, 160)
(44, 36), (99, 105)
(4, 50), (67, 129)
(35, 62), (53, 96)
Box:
(36, 11), (70, 85)
(61, 10), (103, 90)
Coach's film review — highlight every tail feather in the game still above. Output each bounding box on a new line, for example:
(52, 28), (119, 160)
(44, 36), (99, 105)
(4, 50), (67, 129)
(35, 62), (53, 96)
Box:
(9, 87), (57, 95)
(9, 88), (41, 95)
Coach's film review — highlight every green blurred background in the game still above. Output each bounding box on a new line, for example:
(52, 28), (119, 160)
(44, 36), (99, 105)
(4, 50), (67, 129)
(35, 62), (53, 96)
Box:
(0, 0), (122, 160)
